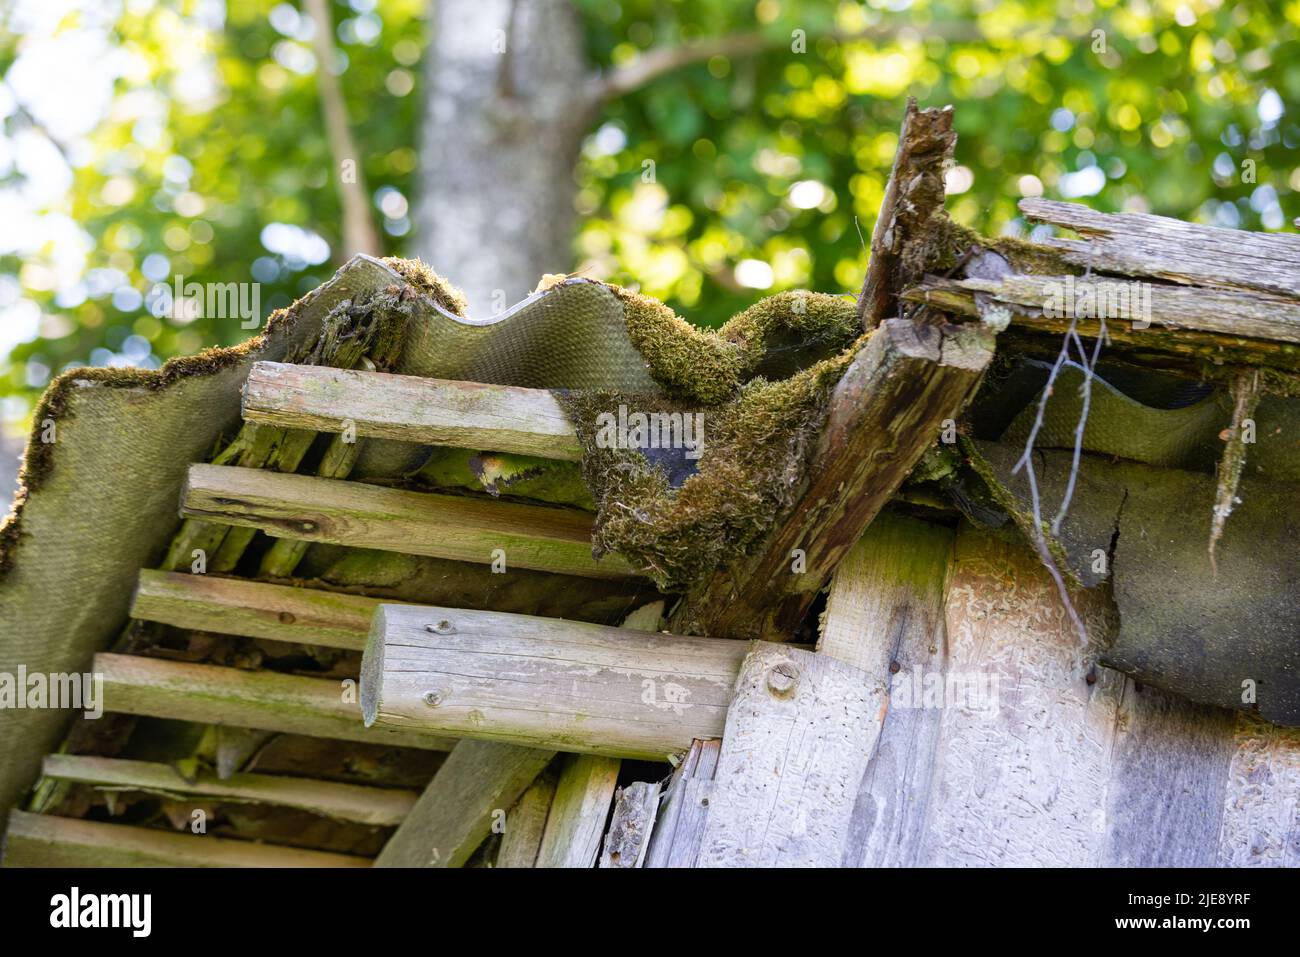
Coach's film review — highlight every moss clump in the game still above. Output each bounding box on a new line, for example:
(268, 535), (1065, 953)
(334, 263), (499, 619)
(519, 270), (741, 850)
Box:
(613, 285), (860, 405)
(382, 256), (467, 316)
(558, 342), (860, 590)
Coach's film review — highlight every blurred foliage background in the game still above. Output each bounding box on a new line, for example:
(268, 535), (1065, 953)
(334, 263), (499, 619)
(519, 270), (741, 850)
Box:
(0, 0), (1296, 438)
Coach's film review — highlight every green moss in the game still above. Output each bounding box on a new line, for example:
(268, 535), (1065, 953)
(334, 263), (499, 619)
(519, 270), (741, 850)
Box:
(381, 256), (468, 316)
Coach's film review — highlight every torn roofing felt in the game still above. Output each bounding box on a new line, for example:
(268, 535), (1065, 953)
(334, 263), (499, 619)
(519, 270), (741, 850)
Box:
(0, 254), (861, 831)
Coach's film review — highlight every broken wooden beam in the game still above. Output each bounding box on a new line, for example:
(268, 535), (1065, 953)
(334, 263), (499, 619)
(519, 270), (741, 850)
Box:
(373, 740), (555, 868)
(131, 569), (385, 651)
(671, 317), (993, 640)
(243, 362), (584, 461)
(180, 464), (640, 580)
(94, 653), (455, 751)
(599, 780), (661, 868)
(40, 754), (416, 826)
(361, 604), (745, 759)
(1020, 197), (1300, 300)
(2, 811), (370, 867)
(535, 754), (621, 868)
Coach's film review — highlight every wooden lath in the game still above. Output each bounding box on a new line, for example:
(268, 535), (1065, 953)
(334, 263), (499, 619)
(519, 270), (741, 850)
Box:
(181, 464), (640, 580)
(243, 361), (584, 461)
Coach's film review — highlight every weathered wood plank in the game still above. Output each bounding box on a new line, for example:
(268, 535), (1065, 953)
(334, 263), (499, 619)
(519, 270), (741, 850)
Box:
(361, 604), (745, 759)
(672, 317), (993, 641)
(643, 738), (721, 868)
(131, 569), (385, 651)
(914, 274), (1300, 345)
(374, 740), (554, 868)
(495, 766), (558, 868)
(822, 512), (955, 868)
(243, 362), (584, 461)
(1217, 714), (1300, 867)
(696, 642), (887, 867)
(858, 98), (957, 329)
(181, 465), (640, 580)
(599, 780), (661, 868)
(1020, 197), (1300, 299)
(535, 754), (621, 868)
(3, 811), (370, 867)
(94, 653), (455, 752)
(40, 754), (417, 826)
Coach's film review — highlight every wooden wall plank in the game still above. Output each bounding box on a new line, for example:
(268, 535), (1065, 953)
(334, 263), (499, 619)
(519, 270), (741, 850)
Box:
(3, 811), (370, 868)
(243, 362), (584, 460)
(361, 604), (745, 759)
(643, 738), (720, 868)
(535, 754), (621, 868)
(181, 464), (640, 581)
(495, 766), (558, 868)
(374, 740), (554, 868)
(1217, 715), (1300, 867)
(94, 653), (455, 751)
(599, 781), (661, 868)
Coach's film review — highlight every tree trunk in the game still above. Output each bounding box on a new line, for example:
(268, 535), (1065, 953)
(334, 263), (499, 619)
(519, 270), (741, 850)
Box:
(414, 0), (594, 314)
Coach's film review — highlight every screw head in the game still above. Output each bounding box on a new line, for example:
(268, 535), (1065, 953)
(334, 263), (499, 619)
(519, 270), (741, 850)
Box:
(423, 690), (445, 708)
(766, 661), (799, 697)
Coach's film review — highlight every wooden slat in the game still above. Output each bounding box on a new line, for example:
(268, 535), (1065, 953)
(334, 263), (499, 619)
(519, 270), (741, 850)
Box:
(2, 811), (370, 868)
(243, 362), (584, 460)
(94, 653), (455, 751)
(1020, 197), (1300, 299)
(181, 465), (639, 581)
(373, 740), (555, 868)
(599, 780), (661, 868)
(643, 738), (721, 868)
(672, 316), (993, 641)
(535, 754), (620, 868)
(361, 604), (746, 759)
(694, 643), (886, 867)
(40, 755), (416, 827)
(495, 767), (558, 868)
(132, 569), (383, 651)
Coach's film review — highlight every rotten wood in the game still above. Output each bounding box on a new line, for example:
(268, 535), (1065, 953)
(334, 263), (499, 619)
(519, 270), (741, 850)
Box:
(598, 780), (661, 868)
(181, 464), (641, 580)
(243, 362), (584, 461)
(643, 738), (721, 868)
(670, 317), (993, 641)
(535, 754), (621, 868)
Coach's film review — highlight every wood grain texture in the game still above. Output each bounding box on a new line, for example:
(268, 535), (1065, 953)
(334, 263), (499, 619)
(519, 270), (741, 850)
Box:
(826, 514), (955, 868)
(696, 642), (887, 867)
(40, 754), (417, 826)
(1020, 197), (1300, 299)
(599, 780), (661, 868)
(673, 317), (993, 641)
(535, 753), (621, 868)
(643, 738), (720, 868)
(94, 652), (455, 751)
(374, 740), (555, 868)
(131, 569), (385, 651)
(243, 362), (584, 460)
(1217, 714), (1300, 867)
(361, 604), (745, 759)
(495, 766), (558, 868)
(2, 811), (370, 868)
(182, 465), (639, 580)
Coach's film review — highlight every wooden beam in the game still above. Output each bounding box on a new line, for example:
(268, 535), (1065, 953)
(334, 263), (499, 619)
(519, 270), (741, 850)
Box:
(693, 642), (886, 866)
(599, 780), (661, 868)
(94, 653), (455, 751)
(40, 755), (416, 827)
(643, 738), (721, 868)
(671, 317), (993, 641)
(181, 465), (640, 581)
(495, 767), (558, 868)
(1020, 197), (1300, 299)
(858, 99), (957, 329)
(2, 811), (370, 867)
(535, 754), (621, 868)
(243, 362), (584, 461)
(373, 740), (555, 868)
(361, 604), (746, 759)
(131, 569), (384, 651)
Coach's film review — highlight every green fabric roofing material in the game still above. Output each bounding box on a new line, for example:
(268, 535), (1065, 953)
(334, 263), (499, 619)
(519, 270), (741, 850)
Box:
(0, 255), (861, 831)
